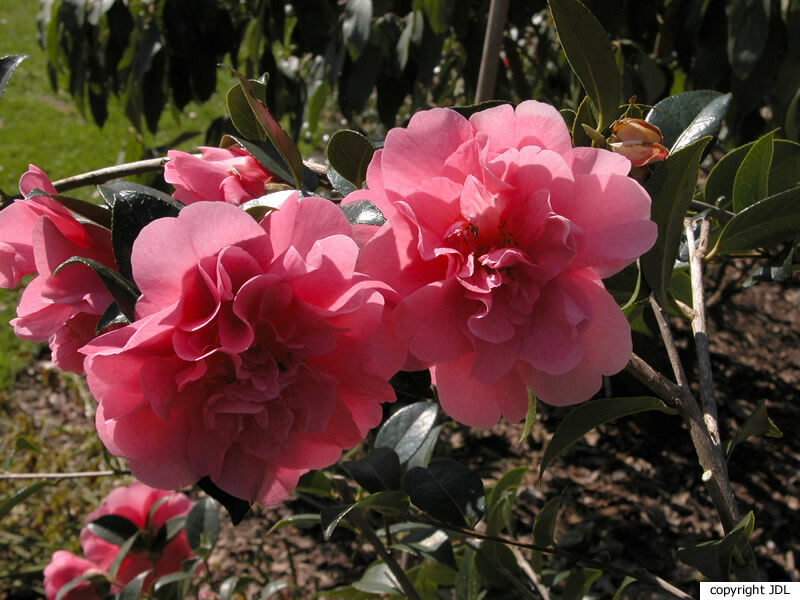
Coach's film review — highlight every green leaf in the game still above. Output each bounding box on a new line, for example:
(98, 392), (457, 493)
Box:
(353, 562), (402, 595)
(406, 423), (442, 470)
(732, 130), (776, 213)
(0, 481), (52, 521)
(395, 527), (456, 569)
(320, 504), (356, 540)
(327, 129), (375, 189)
(226, 82), (266, 141)
(532, 494), (562, 548)
(0, 55), (27, 101)
(222, 134), (294, 186)
(151, 570), (197, 595)
(86, 514), (140, 547)
(548, 0), (621, 129)
(184, 496), (219, 556)
(678, 512), (755, 580)
(603, 260), (645, 311)
(55, 572), (106, 600)
(485, 466), (527, 537)
(786, 89), (800, 142)
(403, 458), (486, 527)
(96, 302), (130, 334)
(646, 91), (729, 152)
(267, 513), (321, 534)
(340, 199), (386, 226)
(195, 476), (251, 525)
(704, 139), (800, 209)
(55, 257), (139, 321)
(321, 492), (410, 539)
(562, 567), (602, 600)
(571, 96), (595, 147)
(342, 0), (373, 60)
(259, 580), (292, 600)
(423, 0), (454, 35)
(296, 470), (334, 498)
(640, 137), (709, 304)
(486, 467), (528, 512)
(227, 69), (305, 189)
(14, 436), (40, 453)
(540, 397), (676, 481)
(306, 79), (331, 134)
(519, 391), (537, 443)
(375, 401), (439, 464)
(474, 540), (521, 590)
(118, 570), (151, 600)
(328, 167), (358, 197)
(107, 533), (140, 581)
(725, 399), (783, 459)
(239, 192), (294, 222)
(714, 186), (800, 255)
(342, 447), (402, 493)
(110, 188), (183, 282)
(611, 576), (635, 600)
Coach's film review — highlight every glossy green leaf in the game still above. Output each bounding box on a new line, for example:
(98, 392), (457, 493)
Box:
(728, 0), (770, 77)
(474, 540), (521, 590)
(396, 527), (456, 569)
(228, 69), (305, 189)
(110, 188), (183, 282)
(0, 55), (27, 101)
(540, 397), (676, 481)
(725, 399), (783, 459)
(55, 572), (107, 600)
(86, 514), (140, 547)
(562, 567), (602, 600)
(56, 257), (139, 321)
(486, 467), (527, 511)
(532, 494), (562, 548)
(239, 192), (293, 222)
(296, 470), (334, 498)
(677, 512), (755, 580)
(267, 513), (321, 534)
(612, 576), (636, 600)
(328, 167), (358, 197)
(259, 581), (292, 600)
(226, 82), (266, 141)
(454, 548), (482, 600)
(342, 447), (402, 493)
(118, 570), (151, 600)
(96, 302), (130, 334)
(107, 533), (140, 580)
(403, 458), (485, 527)
(646, 91), (729, 152)
(0, 481), (52, 521)
(548, 0), (621, 129)
(352, 562), (401, 595)
(406, 423), (442, 470)
(221, 134), (293, 187)
(326, 129), (375, 189)
(450, 100), (509, 120)
(151, 570), (197, 595)
(321, 491), (409, 539)
(306, 79), (330, 134)
(571, 96), (595, 147)
(714, 186), (800, 254)
(485, 466), (527, 537)
(185, 496), (219, 556)
(732, 130), (775, 212)
(603, 260), (645, 311)
(340, 199), (385, 226)
(704, 139), (800, 209)
(640, 137), (709, 303)
(786, 89), (800, 142)
(14, 436), (41, 453)
(375, 401), (439, 464)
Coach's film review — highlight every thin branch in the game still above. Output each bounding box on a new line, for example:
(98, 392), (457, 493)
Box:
(475, 0), (510, 103)
(625, 353), (682, 408)
(686, 218), (721, 447)
(648, 295), (692, 390)
(0, 470), (125, 480)
(690, 199), (735, 223)
(52, 158), (168, 193)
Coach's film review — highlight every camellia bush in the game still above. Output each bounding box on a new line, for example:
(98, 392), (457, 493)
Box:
(1, 0), (799, 598)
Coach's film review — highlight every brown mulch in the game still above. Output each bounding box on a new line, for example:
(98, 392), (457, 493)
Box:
(1, 271), (798, 599)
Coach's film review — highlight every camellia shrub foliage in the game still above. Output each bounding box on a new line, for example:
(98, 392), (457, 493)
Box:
(1, 0), (799, 598)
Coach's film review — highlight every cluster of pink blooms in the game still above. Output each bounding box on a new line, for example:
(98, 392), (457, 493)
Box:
(1, 101), (657, 508)
(43, 482), (195, 600)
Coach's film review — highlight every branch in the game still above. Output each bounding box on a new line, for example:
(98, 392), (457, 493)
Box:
(52, 158), (168, 193)
(0, 470), (125, 480)
(474, 0), (510, 103)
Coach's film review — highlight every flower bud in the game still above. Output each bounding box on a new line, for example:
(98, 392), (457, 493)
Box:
(608, 118), (668, 167)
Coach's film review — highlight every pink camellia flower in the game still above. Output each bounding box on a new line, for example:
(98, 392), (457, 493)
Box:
(81, 197), (403, 505)
(43, 551), (104, 600)
(347, 101), (658, 427)
(0, 165), (117, 373)
(80, 482), (195, 588)
(164, 146), (276, 206)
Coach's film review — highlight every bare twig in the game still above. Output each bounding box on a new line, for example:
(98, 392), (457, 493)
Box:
(686, 218), (721, 447)
(0, 470), (125, 480)
(690, 199), (735, 223)
(625, 353), (682, 408)
(52, 158), (168, 193)
(475, 0), (510, 103)
(648, 295), (692, 390)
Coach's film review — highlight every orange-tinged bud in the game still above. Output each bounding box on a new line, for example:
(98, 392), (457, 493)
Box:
(608, 118), (668, 167)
